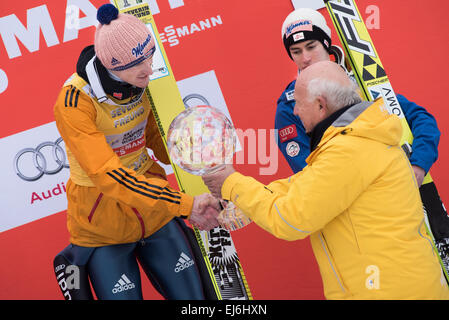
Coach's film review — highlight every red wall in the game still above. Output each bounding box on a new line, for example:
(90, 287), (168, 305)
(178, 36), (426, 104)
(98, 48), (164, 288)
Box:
(0, 0), (448, 299)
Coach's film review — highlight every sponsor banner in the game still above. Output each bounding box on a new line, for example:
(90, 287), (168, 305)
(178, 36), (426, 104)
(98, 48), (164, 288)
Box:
(159, 15), (223, 48)
(0, 122), (70, 232)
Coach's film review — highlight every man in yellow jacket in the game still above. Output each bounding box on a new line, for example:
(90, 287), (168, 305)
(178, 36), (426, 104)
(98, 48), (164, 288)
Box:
(203, 61), (449, 299)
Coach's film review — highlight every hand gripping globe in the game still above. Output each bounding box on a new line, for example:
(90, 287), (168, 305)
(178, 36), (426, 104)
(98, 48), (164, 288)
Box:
(167, 105), (251, 231)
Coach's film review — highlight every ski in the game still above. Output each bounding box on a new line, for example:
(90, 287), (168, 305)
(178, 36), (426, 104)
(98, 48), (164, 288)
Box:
(111, 0), (252, 300)
(324, 0), (449, 282)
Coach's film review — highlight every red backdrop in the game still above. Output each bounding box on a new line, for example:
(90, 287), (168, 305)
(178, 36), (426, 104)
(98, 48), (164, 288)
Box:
(0, 0), (448, 299)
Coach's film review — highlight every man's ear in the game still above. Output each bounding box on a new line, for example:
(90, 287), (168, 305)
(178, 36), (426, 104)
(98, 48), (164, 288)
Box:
(317, 95), (328, 116)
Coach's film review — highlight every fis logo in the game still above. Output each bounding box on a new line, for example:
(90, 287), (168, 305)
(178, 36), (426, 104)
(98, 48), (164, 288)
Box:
(112, 274), (136, 294)
(174, 252), (194, 273)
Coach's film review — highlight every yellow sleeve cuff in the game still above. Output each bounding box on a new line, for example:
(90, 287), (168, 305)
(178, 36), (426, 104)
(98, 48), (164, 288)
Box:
(221, 172), (244, 202)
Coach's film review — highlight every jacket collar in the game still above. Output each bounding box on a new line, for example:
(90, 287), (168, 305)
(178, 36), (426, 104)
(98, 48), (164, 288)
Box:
(309, 104), (353, 152)
(76, 45), (144, 104)
(309, 101), (373, 152)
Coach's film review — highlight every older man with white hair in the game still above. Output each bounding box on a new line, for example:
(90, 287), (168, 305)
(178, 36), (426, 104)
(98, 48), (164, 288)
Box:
(203, 61), (449, 299)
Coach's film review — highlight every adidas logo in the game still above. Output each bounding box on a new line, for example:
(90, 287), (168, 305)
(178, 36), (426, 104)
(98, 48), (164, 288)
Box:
(174, 252), (194, 273)
(111, 57), (120, 66)
(112, 274), (135, 294)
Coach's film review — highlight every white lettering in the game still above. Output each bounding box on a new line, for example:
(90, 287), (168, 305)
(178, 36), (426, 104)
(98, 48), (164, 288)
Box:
(165, 25), (176, 37)
(190, 23), (201, 34)
(181, 304), (215, 317)
(63, 0), (98, 43)
(0, 5), (59, 59)
(0, 0), (190, 60)
(174, 260), (194, 273)
(0, 69), (8, 94)
(164, 25), (179, 46)
(112, 283), (135, 294)
(148, 0), (185, 15)
(65, 5), (80, 31)
(176, 25), (189, 37)
(211, 15), (222, 27)
(199, 19), (211, 30)
(168, 0), (184, 9)
(147, 0), (160, 15)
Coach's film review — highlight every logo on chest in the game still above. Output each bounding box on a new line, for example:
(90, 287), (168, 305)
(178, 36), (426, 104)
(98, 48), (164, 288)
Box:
(106, 120), (148, 157)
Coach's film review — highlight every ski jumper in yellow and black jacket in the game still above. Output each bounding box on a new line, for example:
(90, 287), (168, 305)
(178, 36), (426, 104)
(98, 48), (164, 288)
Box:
(54, 45), (193, 247)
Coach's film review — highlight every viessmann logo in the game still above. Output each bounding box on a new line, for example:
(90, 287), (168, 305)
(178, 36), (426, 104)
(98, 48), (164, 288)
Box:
(13, 137), (69, 182)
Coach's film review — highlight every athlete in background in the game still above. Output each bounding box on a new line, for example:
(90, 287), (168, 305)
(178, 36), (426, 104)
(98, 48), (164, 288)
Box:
(53, 4), (219, 300)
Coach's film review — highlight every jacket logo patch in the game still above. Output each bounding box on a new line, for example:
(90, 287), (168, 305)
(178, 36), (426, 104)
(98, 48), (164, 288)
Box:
(293, 32), (305, 42)
(279, 125), (298, 143)
(285, 90), (295, 101)
(113, 92), (123, 99)
(286, 141), (300, 157)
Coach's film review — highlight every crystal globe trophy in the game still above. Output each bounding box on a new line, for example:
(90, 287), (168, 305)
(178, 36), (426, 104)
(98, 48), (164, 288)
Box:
(167, 105), (251, 231)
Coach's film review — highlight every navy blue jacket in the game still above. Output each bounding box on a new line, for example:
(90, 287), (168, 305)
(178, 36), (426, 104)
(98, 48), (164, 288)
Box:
(275, 79), (440, 174)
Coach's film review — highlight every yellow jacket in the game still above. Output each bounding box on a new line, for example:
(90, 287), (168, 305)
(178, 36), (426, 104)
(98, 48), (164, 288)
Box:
(222, 99), (449, 299)
(54, 73), (193, 247)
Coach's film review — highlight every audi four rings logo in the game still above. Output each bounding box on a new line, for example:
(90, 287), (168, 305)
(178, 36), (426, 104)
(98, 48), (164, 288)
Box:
(14, 137), (69, 182)
(182, 93), (210, 108)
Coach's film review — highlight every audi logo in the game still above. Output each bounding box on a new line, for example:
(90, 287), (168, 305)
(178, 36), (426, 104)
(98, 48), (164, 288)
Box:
(14, 137), (69, 182)
(183, 93), (210, 108)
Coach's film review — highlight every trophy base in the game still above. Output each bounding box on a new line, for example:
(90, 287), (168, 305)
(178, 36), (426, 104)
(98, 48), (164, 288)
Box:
(218, 200), (252, 231)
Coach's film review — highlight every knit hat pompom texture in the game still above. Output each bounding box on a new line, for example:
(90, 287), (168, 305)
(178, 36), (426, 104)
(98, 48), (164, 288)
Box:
(281, 8), (332, 59)
(96, 3), (119, 25)
(94, 4), (155, 71)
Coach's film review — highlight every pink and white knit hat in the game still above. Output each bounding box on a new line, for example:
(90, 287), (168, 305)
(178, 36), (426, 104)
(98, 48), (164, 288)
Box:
(94, 4), (155, 71)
